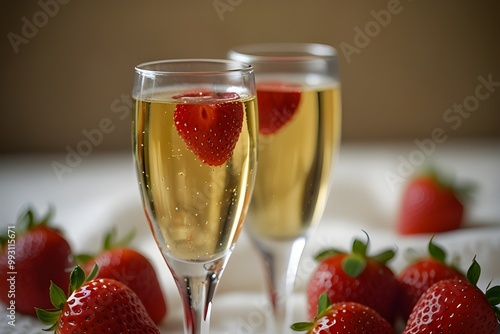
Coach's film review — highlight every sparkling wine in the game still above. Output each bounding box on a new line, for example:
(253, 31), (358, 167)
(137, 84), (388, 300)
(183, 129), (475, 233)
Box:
(247, 84), (341, 240)
(133, 91), (258, 262)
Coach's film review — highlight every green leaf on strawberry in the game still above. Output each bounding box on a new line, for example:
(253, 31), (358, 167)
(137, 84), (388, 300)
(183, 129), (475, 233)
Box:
(338, 231), (395, 278)
(292, 293), (394, 333)
(36, 265), (97, 331)
(467, 256), (481, 287)
(307, 232), (398, 324)
(427, 236), (446, 262)
(314, 232), (396, 278)
(49, 282), (66, 310)
(462, 256), (500, 320)
(397, 237), (466, 321)
(36, 265), (160, 334)
(74, 227), (135, 264)
(291, 293), (331, 332)
(0, 205), (55, 246)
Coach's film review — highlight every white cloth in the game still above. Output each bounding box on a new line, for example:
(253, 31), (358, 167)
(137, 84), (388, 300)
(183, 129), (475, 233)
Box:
(1, 140), (499, 333)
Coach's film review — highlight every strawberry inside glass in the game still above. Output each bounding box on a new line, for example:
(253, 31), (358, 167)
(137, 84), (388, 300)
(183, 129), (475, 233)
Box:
(173, 91), (243, 166)
(256, 81), (301, 135)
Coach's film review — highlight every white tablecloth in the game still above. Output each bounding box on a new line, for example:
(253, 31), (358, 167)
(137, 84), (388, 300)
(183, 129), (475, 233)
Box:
(1, 140), (499, 333)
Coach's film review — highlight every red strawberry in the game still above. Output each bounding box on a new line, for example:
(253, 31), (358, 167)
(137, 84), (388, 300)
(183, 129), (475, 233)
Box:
(397, 237), (465, 321)
(403, 258), (500, 334)
(397, 168), (472, 234)
(173, 90), (243, 166)
(306, 233), (399, 324)
(0, 207), (74, 316)
(256, 81), (301, 135)
(36, 265), (160, 334)
(291, 293), (394, 334)
(79, 229), (167, 324)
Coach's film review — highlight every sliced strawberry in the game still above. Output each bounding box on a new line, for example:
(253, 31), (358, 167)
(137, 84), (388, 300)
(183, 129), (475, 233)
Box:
(256, 81), (301, 135)
(174, 91), (244, 166)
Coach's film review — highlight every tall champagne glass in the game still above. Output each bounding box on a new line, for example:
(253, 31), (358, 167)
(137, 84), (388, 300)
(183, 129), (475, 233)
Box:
(132, 59), (258, 334)
(228, 43), (341, 333)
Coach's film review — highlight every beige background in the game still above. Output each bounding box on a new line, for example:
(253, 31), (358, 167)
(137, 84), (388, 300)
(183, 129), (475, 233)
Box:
(1, 0), (499, 154)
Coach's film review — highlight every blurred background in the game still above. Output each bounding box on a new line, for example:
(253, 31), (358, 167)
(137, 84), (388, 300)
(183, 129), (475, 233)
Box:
(1, 0), (499, 154)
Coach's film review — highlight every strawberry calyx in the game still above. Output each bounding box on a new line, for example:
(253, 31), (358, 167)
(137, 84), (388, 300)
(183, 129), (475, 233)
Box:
(291, 293), (332, 332)
(314, 231), (396, 278)
(103, 227), (135, 250)
(427, 237), (462, 270)
(0, 206), (55, 247)
(74, 227), (135, 264)
(404, 236), (461, 269)
(415, 164), (475, 205)
(466, 257), (500, 321)
(36, 264), (99, 332)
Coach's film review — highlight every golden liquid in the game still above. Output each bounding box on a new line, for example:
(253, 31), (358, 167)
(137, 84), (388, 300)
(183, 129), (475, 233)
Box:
(133, 94), (258, 262)
(247, 86), (341, 240)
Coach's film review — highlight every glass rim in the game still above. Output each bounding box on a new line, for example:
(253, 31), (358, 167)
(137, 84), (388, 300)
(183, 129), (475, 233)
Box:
(134, 59), (254, 76)
(228, 43), (337, 62)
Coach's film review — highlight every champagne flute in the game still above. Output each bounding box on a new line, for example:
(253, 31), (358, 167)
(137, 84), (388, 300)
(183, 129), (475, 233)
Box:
(228, 43), (341, 333)
(132, 59), (258, 334)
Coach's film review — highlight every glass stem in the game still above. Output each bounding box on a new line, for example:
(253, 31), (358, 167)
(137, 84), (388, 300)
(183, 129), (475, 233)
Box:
(252, 236), (307, 334)
(166, 253), (231, 334)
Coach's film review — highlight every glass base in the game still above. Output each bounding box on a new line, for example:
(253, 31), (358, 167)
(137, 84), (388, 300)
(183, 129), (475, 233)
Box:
(162, 248), (234, 334)
(249, 235), (307, 334)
